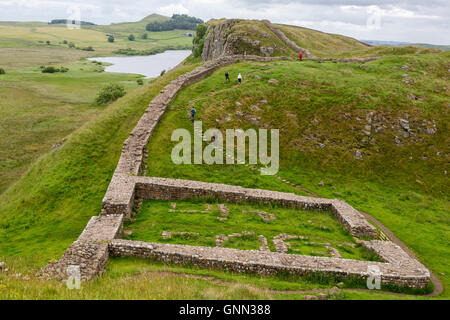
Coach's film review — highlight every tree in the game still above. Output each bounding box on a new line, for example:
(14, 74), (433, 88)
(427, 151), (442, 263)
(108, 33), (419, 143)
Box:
(146, 14), (204, 32)
(137, 79), (144, 85)
(128, 34), (135, 41)
(68, 42), (75, 48)
(141, 33), (148, 39)
(0, 68), (5, 75)
(108, 36), (115, 43)
(193, 24), (207, 44)
(42, 66), (57, 73)
(46, 40), (51, 45)
(193, 24), (208, 58)
(95, 83), (126, 105)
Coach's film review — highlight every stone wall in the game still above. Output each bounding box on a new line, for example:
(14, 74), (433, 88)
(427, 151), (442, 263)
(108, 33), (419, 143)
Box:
(109, 239), (430, 289)
(261, 20), (315, 58)
(133, 177), (377, 239)
(101, 54), (291, 218)
(40, 215), (123, 281)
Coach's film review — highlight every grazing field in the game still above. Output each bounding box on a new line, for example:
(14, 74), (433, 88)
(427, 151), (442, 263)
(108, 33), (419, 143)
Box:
(0, 14), (195, 194)
(276, 24), (441, 58)
(0, 59), (142, 194)
(124, 200), (379, 261)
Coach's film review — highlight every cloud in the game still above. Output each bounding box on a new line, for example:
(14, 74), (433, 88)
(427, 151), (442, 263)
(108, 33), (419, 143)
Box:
(0, 0), (448, 44)
(157, 3), (189, 16)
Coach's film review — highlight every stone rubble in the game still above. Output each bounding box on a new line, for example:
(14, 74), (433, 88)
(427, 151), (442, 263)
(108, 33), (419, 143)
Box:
(217, 204), (229, 221)
(259, 235), (270, 252)
(162, 231), (200, 240)
(256, 210), (276, 223)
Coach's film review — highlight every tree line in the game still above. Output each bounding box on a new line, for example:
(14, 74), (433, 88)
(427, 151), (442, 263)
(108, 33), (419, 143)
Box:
(146, 14), (203, 32)
(49, 19), (96, 26)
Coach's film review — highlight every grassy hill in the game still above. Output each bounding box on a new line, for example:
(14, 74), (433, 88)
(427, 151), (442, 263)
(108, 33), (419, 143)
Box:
(91, 14), (170, 34)
(142, 52), (449, 298)
(0, 18), (448, 300)
(200, 19), (440, 61)
(0, 14), (194, 195)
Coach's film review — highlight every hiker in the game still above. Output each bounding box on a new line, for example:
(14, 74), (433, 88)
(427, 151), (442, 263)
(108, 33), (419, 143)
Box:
(190, 107), (196, 123)
(225, 72), (230, 83)
(237, 73), (242, 85)
(299, 51), (303, 61)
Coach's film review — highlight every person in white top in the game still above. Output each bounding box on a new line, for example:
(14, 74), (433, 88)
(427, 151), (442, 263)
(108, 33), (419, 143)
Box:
(237, 73), (242, 84)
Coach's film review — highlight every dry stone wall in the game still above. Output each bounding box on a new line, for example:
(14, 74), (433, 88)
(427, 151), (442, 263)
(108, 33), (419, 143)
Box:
(40, 215), (123, 280)
(42, 53), (429, 290)
(132, 176), (376, 238)
(262, 20), (316, 58)
(109, 239), (430, 289)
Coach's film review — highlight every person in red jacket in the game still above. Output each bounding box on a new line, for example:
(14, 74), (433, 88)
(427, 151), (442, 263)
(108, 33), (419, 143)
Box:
(299, 51), (303, 61)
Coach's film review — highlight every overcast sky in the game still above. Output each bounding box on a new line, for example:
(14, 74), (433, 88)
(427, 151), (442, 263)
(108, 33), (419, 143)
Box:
(0, 0), (448, 44)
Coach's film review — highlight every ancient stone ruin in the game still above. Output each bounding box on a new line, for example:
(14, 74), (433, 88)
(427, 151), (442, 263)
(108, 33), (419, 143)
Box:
(41, 51), (430, 290)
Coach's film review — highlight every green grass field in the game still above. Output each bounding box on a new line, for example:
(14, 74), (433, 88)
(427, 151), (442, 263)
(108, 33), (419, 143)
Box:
(125, 200), (378, 261)
(0, 16), (448, 300)
(0, 14), (195, 195)
(0, 59), (143, 194)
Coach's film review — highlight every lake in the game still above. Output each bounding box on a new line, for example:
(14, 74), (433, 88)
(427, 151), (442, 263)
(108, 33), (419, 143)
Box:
(88, 50), (192, 78)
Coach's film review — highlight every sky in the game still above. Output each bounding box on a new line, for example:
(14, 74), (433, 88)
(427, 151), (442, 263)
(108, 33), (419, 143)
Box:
(0, 0), (449, 44)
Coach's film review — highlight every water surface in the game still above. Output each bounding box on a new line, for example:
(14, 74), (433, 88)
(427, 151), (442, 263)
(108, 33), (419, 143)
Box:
(89, 50), (192, 78)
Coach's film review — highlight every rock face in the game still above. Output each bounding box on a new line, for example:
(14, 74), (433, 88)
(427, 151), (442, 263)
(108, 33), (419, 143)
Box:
(202, 20), (240, 61)
(201, 20), (280, 61)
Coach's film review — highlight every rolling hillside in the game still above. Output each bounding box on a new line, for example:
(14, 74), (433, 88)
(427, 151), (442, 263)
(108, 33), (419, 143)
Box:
(90, 14), (170, 34)
(0, 18), (448, 300)
(0, 14), (195, 195)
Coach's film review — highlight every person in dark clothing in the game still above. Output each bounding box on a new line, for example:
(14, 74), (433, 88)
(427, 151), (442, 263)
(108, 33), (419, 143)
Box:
(225, 72), (230, 83)
(237, 73), (242, 84)
(190, 107), (196, 123)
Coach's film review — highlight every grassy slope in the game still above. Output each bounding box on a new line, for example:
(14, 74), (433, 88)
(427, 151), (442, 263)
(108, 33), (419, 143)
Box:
(142, 54), (449, 298)
(0, 15), (193, 57)
(277, 24), (442, 58)
(91, 14), (170, 34)
(0, 63), (199, 265)
(0, 59), (142, 194)
(0, 15), (195, 194)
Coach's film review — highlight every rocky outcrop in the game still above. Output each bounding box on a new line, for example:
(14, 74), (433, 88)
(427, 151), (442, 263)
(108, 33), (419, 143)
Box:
(202, 20), (240, 61)
(202, 20), (282, 61)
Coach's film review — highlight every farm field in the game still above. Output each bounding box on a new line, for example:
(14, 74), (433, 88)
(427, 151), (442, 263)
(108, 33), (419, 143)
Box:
(0, 14), (195, 195)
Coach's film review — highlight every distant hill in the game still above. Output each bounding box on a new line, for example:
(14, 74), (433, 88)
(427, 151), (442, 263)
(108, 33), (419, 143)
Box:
(91, 14), (172, 34)
(199, 19), (435, 61)
(361, 40), (450, 51)
(49, 19), (96, 26)
(145, 14), (203, 32)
